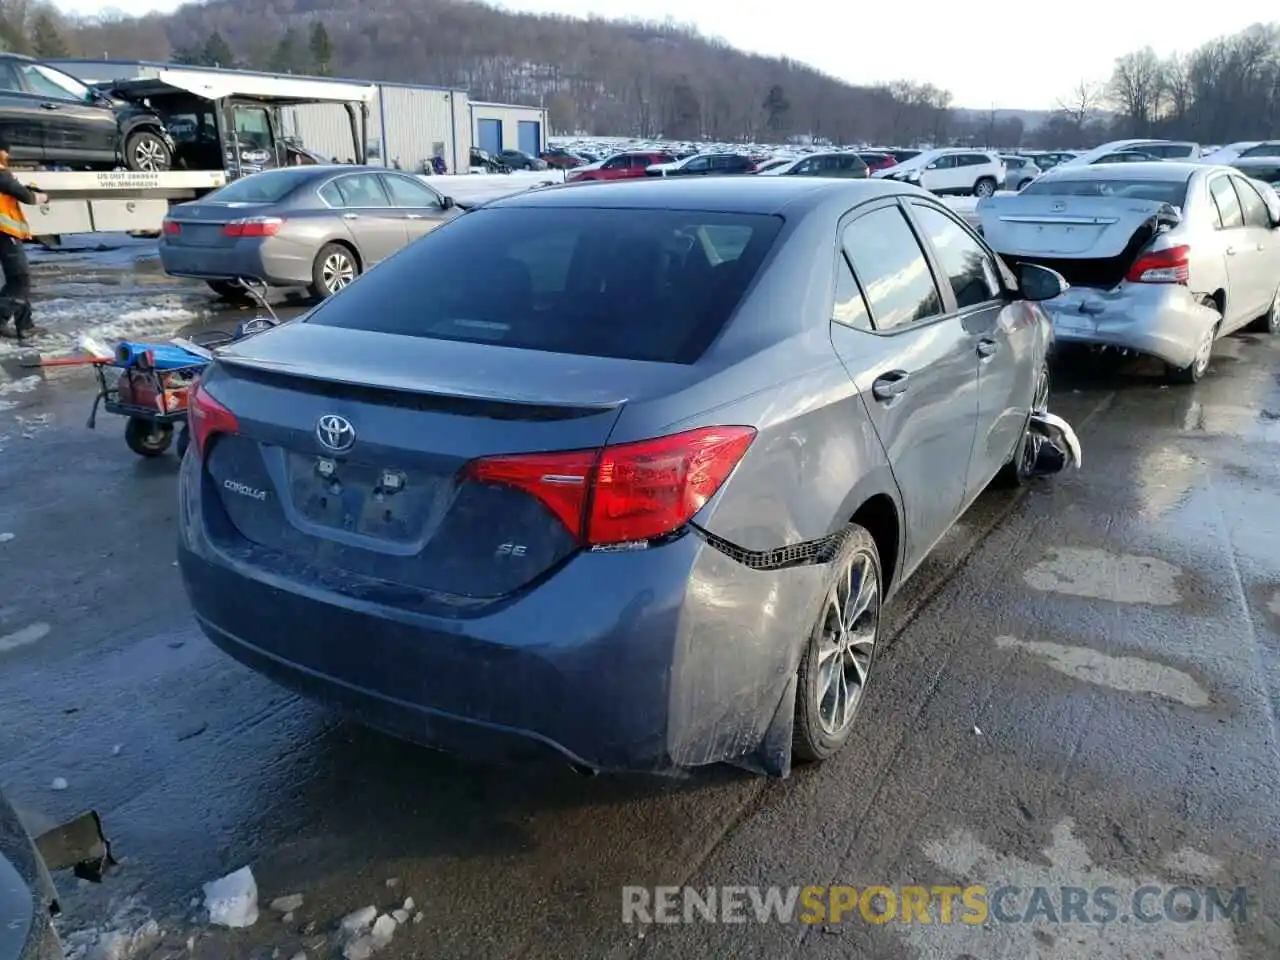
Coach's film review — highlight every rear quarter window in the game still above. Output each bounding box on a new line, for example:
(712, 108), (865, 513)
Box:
(305, 207), (784, 364)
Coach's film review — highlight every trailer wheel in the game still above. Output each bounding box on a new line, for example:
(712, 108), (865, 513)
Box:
(125, 418), (173, 457)
(125, 130), (172, 172)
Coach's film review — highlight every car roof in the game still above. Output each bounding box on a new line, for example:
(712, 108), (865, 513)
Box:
(487, 176), (914, 215)
(1040, 161), (1201, 182)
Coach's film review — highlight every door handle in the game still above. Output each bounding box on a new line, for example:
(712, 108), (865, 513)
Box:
(871, 371), (910, 401)
(977, 338), (999, 358)
(342, 213), (359, 220)
(1225, 246), (1235, 256)
(404, 213), (423, 220)
(40, 102), (60, 110)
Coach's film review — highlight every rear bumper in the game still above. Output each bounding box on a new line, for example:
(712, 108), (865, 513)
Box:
(158, 238), (313, 287)
(177, 454), (825, 773)
(1040, 283), (1218, 369)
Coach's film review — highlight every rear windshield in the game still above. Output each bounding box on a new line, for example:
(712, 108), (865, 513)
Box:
(305, 206), (784, 364)
(1020, 177), (1189, 206)
(207, 169), (315, 203)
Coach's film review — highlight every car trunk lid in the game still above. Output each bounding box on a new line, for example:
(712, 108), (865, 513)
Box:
(978, 195), (1180, 289)
(198, 325), (697, 602)
(977, 195), (1178, 258)
(164, 201), (275, 248)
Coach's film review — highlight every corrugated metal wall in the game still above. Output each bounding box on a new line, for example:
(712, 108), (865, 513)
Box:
(282, 85), (472, 174)
(469, 103), (549, 153)
(379, 86), (464, 174)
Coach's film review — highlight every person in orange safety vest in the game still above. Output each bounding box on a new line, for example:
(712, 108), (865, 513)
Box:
(0, 135), (49, 341)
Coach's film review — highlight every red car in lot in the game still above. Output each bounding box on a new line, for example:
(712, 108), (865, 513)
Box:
(857, 152), (898, 173)
(567, 151), (676, 182)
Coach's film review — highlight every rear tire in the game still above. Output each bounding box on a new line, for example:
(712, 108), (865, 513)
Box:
(793, 525), (882, 764)
(309, 243), (359, 299)
(1249, 284), (1279, 334)
(124, 130), (172, 172)
(974, 176), (997, 197)
(125, 418), (173, 457)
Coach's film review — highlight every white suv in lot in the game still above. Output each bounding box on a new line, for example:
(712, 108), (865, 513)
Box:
(873, 149), (1005, 197)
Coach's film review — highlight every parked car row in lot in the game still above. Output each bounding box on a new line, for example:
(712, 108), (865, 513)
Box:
(976, 160), (1280, 382)
(175, 174), (1083, 780)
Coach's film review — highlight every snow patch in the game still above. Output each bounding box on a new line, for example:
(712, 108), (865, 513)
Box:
(59, 896), (158, 960)
(51, 777), (68, 791)
(1023, 547), (1182, 605)
(203, 865), (259, 928)
(995, 635), (1210, 707)
(0, 621), (50, 653)
(906, 819), (1240, 959)
(1161, 846), (1224, 880)
(0, 532), (14, 543)
(1268, 591), (1280, 618)
(340, 906), (377, 934)
(0, 375), (41, 396)
(270, 893), (305, 914)
(421, 170), (565, 206)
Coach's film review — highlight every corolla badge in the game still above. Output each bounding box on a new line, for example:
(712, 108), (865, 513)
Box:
(316, 414), (356, 452)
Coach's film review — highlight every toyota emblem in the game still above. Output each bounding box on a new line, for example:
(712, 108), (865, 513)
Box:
(316, 414), (356, 452)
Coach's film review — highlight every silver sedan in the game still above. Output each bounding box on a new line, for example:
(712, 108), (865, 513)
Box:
(977, 161), (1280, 383)
(159, 166), (464, 300)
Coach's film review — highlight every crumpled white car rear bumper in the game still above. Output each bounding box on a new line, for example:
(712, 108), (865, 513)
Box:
(1040, 283), (1219, 370)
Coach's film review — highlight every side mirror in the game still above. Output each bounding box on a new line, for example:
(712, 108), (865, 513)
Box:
(1018, 263), (1069, 302)
(441, 195), (455, 210)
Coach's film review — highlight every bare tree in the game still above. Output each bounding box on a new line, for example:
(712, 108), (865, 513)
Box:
(1107, 47), (1165, 136)
(1056, 80), (1101, 132)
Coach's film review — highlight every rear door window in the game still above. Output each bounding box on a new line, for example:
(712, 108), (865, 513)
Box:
(332, 173), (391, 207)
(841, 206), (943, 331)
(910, 203), (1001, 309)
(1209, 176), (1244, 229)
(1230, 176), (1271, 229)
(305, 206), (784, 364)
(380, 174), (443, 208)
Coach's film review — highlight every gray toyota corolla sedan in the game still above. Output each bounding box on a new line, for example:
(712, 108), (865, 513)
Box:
(177, 176), (1069, 777)
(158, 166), (463, 300)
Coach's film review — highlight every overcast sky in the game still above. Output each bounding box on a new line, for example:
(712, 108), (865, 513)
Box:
(52, 0), (1269, 109)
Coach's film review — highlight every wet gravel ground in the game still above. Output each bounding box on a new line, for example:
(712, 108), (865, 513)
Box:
(0, 267), (1278, 959)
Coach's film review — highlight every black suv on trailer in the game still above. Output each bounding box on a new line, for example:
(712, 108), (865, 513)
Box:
(0, 54), (174, 171)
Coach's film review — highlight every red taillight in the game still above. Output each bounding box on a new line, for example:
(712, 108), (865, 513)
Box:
(162, 218), (181, 235)
(188, 378), (239, 457)
(1125, 244), (1190, 284)
(222, 217), (284, 238)
(462, 426), (757, 546)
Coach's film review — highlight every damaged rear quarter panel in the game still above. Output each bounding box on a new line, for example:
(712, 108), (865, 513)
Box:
(605, 330), (899, 768)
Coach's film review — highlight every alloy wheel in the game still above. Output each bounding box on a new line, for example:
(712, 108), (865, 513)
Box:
(815, 550), (880, 736)
(322, 253), (355, 293)
(975, 179), (995, 198)
(133, 138), (167, 172)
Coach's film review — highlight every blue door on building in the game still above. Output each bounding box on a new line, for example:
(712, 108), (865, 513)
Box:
(477, 118), (502, 155)
(517, 120), (541, 156)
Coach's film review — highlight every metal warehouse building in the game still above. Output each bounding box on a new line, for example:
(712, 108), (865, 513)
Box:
(51, 59), (545, 175)
(470, 101), (549, 157)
